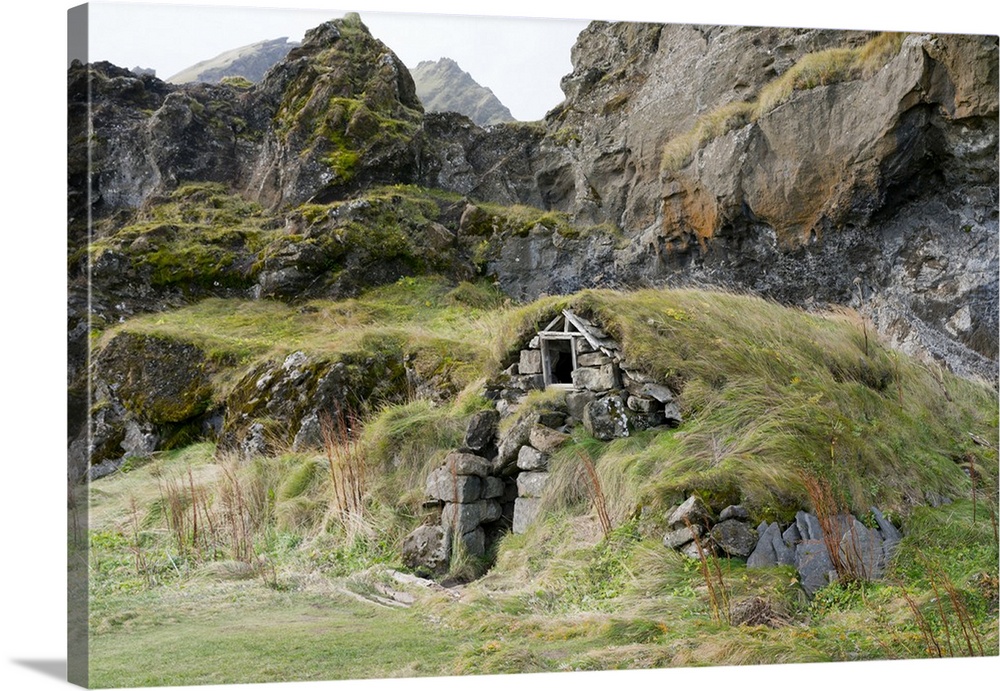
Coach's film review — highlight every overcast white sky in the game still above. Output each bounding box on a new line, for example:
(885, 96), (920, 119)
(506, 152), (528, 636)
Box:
(83, 2), (590, 121)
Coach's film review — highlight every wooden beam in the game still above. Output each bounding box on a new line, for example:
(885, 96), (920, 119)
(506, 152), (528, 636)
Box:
(562, 310), (602, 350)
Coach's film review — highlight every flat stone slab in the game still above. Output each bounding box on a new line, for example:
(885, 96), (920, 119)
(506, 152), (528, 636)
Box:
(663, 523), (702, 549)
(796, 541), (836, 597)
(667, 495), (712, 530)
(519, 349), (542, 375)
(516, 471), (549, 498)
(444, 451), (491, 478)
(513, 497), (542, 534)
(528, 424), (570, 454)
(572, 363), (619, 392)
(426, 467), (481, 503)
(516, 445), (549, 471)
(747, 521), (795, 569)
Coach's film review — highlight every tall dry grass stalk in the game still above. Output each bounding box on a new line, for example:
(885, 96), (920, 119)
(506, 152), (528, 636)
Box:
(801, 474), (870, 583)
(898, 551), (985, 657)
(577, 451), (612, 539)
(128, 497), (151, 586)
(157, 471), (213, 558)
(686, 518), (731, 625)
(216, 460), (256, 563)
(155, 460), (265, 565)
(320, 409), (367, 535)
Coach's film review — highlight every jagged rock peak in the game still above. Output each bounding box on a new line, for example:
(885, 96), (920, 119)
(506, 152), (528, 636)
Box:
(257, 13), (421, 113)
(412, 57), (515, 126)
(246, 13), (425, 207)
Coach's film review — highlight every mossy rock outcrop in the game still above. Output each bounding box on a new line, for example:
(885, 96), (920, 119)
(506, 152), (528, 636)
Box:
(248, 14), (424, 207)
(95, 332), (213, 423)
(219, 335), (411, 456)
(81, 332), (214, 466)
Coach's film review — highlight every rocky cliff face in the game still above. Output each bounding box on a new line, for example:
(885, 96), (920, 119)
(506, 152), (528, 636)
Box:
(485, 27), (999, 381)
(70, 14), (999, 428)
(411, 58), (515, 127)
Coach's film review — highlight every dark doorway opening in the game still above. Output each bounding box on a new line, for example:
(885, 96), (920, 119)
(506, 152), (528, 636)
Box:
(544, 338), (575, 385)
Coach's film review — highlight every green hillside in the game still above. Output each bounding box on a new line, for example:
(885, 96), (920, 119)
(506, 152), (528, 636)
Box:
(83, 277), (998, 685)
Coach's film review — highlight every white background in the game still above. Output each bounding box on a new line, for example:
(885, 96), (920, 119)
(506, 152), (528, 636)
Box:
(1, 1), (998, 690)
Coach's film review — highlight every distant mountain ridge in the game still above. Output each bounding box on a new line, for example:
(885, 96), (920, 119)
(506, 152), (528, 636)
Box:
(168, 40), (515, 127)
(411, 57), (515, 126)
(168, 37), (299, 84)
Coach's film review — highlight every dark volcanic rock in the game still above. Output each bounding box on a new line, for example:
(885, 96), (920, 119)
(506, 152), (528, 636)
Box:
(710, 519), (758, 558)
(463, 409), (500, 453)
(94, 332), (212, 424)
(219, 343), (409, 457)
(247, 14), (424, 208)
(476, 28), (998, 380)
(81, 332), (214, 466)
(747, 521), (795, 569)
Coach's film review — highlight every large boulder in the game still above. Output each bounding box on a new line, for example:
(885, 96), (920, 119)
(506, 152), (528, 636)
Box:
(401, 525), (450, 575)
(94, 332), (212, 424)
(710, 520), (758, 558)
(219, 341), (409, 456)
(582, 394), (631, 440)
(84, 332), (214, 466)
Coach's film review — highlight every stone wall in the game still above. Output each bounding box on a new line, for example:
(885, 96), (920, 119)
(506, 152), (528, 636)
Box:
(486, 312), (682, 440)
(404, 312), (687, 574)
(661, 494), (904, 597)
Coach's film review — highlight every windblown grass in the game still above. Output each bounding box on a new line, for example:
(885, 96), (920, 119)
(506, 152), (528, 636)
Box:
(99, 275), (508, 399)
(87, 282), (997, 682)
(561, 288), (996, 521)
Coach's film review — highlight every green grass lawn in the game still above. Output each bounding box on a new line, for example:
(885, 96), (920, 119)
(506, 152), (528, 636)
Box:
(89, 582), (481, 687)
